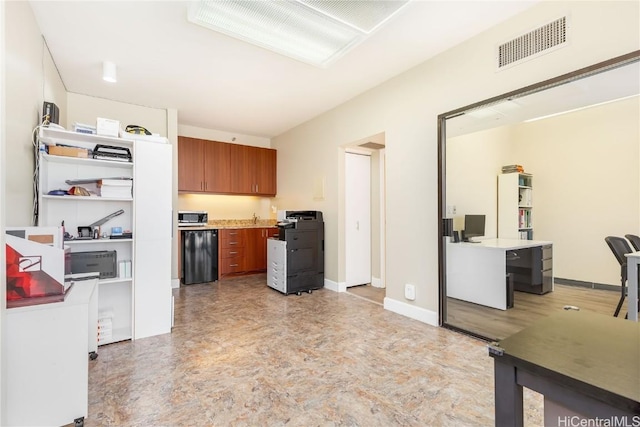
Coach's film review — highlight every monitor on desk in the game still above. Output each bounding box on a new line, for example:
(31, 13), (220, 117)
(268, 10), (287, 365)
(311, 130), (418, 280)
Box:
(463, 214), (485, 242)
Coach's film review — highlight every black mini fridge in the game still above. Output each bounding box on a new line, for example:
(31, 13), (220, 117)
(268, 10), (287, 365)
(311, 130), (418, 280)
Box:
(182, 229), (218, 285)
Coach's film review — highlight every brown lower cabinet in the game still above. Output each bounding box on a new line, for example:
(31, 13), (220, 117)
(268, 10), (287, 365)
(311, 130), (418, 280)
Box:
(219, 227), (279, 277)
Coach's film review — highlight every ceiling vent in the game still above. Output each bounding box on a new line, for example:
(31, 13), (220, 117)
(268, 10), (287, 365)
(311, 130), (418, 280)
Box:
(497, 16), (569, 70)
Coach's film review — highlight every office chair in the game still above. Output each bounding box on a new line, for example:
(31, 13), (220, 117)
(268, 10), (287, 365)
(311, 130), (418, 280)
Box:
(625, 234), (640, 252)
(604, 236), (634, 317)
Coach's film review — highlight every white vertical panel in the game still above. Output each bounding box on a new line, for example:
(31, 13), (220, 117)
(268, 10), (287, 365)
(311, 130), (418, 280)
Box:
(133, 140), (172, 339)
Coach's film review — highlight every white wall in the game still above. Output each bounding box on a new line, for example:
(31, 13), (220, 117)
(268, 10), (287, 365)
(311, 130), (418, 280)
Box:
(2, 1), (67, 422)
(4, 1), (66, 226)
(272, 1), (640, 321)
(446, 125), (515, 236)
(447, 96), (639, 287)
(515, 96), (639, 286)
(66, 93), (167, 136)
(178, 124), (270, 148)
(178, 194), (274, 221)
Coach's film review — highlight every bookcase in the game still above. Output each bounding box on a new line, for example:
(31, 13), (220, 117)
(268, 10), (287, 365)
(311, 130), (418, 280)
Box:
(37, 126), (172, 344)
(498, 172), (533, 240)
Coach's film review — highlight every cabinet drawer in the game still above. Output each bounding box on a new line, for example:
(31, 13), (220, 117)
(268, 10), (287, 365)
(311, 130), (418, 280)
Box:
(219, 229), (246, 246)
(220, 257), (244, 274)
(220, 238), (245, 249)
(220, 247), (245, 259)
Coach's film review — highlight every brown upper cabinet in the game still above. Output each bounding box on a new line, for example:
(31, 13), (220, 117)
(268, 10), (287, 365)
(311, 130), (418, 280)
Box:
(229, 144), (277, 196)
(178, 136), (276, 196)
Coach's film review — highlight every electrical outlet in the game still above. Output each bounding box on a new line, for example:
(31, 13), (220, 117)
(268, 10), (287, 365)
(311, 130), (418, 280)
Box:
(452, 205), (457, 214)
(404, 284), (415, 301)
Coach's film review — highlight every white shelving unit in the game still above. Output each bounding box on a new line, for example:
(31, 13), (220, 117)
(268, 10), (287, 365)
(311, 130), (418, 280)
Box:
(498, 172), (533, 240)
(37, 126), (172, 344)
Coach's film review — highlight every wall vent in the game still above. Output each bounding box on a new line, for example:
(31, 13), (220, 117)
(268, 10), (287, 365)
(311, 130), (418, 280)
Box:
(497, 16), (568, 70)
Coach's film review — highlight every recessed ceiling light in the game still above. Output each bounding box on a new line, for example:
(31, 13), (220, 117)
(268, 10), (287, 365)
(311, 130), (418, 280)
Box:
(524, 94), (639, 123)
(188, 0), (410, 67)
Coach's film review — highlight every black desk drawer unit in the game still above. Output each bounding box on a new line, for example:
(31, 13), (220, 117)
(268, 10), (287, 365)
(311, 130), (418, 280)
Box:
(506, 244), (553, 294)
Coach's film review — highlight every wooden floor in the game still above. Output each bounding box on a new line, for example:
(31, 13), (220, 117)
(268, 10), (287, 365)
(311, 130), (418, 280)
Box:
(347, 284), (385, 305)
(447, 284), (622, 340)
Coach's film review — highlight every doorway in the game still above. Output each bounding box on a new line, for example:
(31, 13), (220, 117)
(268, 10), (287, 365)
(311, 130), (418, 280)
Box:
(437, 52), (640, 340)
(345, 151), (371, 287)
(343, 133), (386, 304)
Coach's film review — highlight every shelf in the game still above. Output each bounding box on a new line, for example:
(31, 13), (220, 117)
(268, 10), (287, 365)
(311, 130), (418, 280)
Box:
(42, 194), (132, 202)
(65, 238), (133, 245)
(39, 126), (134, 147)
(99, 277), (133, 285)
(42, 153), (133, 168)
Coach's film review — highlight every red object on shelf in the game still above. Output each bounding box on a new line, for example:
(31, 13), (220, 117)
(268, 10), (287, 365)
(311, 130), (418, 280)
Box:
(5, 234), (66, 308)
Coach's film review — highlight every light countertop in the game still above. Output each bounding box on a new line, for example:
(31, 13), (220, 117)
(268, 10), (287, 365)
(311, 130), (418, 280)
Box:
(179, 219), (277, 230)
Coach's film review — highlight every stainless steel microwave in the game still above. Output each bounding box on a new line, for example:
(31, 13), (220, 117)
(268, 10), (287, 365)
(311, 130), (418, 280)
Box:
(178, 211), (208, 226)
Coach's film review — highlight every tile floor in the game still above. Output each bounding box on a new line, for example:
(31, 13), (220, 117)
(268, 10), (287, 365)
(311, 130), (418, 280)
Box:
(86, 274), (543, 426)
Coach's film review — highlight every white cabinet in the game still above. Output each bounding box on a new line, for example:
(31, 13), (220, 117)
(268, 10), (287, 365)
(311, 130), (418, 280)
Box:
(37, 127), (172, 344)
(132, 139), (172, 339)
(498, 172), (533, 240)
(6, 278), (98, 426)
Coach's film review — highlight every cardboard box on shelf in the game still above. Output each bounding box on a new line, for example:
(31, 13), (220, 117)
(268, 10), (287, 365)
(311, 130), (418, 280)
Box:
(48, 145), (89, 158)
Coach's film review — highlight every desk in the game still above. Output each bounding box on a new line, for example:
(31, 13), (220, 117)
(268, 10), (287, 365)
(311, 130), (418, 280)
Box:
(489, 310), (640, 426)
(625, 251), (640, 321)
(446, 238), (553, 310)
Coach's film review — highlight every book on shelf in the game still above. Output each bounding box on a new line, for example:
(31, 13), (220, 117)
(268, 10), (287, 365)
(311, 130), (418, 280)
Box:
(501, 164), (524, 173)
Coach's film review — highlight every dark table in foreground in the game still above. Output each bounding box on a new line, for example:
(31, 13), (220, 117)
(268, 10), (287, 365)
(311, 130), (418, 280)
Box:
(488, 310), (640, 426)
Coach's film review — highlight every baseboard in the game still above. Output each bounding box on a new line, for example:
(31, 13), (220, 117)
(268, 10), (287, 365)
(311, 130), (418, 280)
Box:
(171, 278), (180, 289)
(371, 276), (384, 288)
(324, 278), (347, 292)
(554, 277), (619, 292)
(383, 297), (438, 327)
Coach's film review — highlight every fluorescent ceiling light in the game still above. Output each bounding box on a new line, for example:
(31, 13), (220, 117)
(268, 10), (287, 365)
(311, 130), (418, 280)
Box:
(188, 0), (410, 67)
(103, 61), (117, 83)
(524, 94), (639, 123)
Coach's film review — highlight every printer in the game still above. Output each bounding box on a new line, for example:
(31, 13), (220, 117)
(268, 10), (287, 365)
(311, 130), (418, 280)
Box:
(268, 210), (324, 295)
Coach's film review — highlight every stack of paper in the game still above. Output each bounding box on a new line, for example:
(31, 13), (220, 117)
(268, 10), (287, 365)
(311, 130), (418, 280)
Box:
(501, 164), (524, 173)
(99, 178), (133, 198)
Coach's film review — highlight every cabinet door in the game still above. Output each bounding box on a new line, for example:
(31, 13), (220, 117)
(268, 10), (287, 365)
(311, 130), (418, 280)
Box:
(254, 148), (277, 196)
(178, 137), (204, 192)
(229, 144), (253, 194)
(203, 140), (231, 193)
(244, 228), (265, 272)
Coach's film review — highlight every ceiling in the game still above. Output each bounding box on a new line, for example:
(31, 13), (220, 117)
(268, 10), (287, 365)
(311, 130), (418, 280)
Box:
(446, 60), (640, 137)
(28, 0), (537, 138)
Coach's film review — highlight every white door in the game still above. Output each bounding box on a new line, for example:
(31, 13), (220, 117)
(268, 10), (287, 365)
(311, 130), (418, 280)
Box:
(345, 152), (371, 287)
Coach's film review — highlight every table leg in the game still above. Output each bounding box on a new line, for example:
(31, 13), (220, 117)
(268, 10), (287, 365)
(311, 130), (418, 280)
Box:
(494, 359), (524, 427)
(627, 257), (639, 321)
